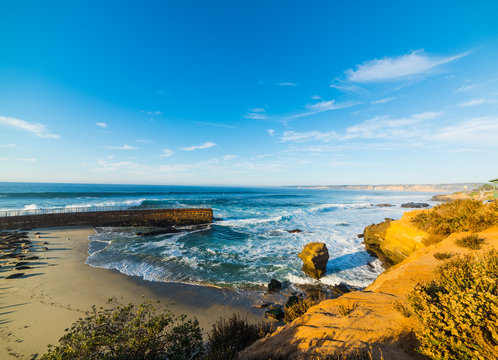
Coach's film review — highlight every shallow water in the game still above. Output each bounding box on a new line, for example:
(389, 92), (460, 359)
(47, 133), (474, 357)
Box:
(0, 182), (437, 289)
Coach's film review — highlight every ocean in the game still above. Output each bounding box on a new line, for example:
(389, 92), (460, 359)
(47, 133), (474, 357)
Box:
(0, 182), (437, 289)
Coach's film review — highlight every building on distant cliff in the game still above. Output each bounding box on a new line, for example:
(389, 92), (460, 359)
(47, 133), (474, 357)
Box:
(491, 179), (498, 199)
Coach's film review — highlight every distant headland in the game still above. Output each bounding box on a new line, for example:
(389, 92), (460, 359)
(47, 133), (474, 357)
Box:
(295, 183), (483, 193)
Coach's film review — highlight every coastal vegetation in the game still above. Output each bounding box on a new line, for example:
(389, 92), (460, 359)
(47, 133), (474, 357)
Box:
(206, 314), (274, 360)
(455, 233), (484, 250)
(40, 299), (204, 360)
(411, 199), (498, 235)
(409, 250), (498, 360)
(284, 295), (324, 323)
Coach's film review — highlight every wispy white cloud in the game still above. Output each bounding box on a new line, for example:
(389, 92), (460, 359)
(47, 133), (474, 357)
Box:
(310, 95), (322, 100)
(96, 122), (108, 128)
(182, 141), (216, 151)
(140, 110), (162, 115)
(344, 111), (442, 140)
(196, 121), (237, 129)
(244, 108), (267, 120)
(136, 139), (152, 143)
(344, 50), (468, 83)
(281, 130), (338, 143)
(0, 116), (59, 139)
(280, 111), (442, 143)
(459, 98), (487, 107)
(285, 99), (358, 120)
(371, 97), (397, 105)
(17, 158), (37, 162)
(0, 144), (15, 148)
(456, 84), (477, 93)
(103, 144), (138, 150)
(277, 82), (297, 86)
(91, 160), (138, 172)
(160, 149), (174, 158)
(222, 154), (237, 160)
(267, 129), (275, 136)
(431, 116), (498, 145)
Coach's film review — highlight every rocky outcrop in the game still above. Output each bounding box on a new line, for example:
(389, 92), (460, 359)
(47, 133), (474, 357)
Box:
(363, 211), (429, 267)
(401, 202), (429, 208)
(298, 242), (329, 279)
(240, 219), (498, 360)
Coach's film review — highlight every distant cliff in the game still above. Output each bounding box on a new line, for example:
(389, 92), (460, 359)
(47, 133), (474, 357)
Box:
(297, 183), (483, 193)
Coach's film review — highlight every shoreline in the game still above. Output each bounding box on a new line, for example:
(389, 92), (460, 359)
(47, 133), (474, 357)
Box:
(0, 227), (267, 360)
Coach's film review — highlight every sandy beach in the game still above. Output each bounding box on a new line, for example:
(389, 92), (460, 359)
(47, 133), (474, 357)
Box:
(0, 227), (267, 359)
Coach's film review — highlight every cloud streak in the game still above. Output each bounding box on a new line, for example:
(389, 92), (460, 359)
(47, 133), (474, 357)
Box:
(344, 50), (468, 83)
(0, 116), (59, 139)
(182, 141), (216, 151)
(102, 144), (138, 150)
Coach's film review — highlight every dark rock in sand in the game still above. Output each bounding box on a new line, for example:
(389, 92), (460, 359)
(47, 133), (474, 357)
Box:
(298, 242), (329, 279)
(401, 202), (429, 208)
(287, 229), (302, 234)
(6, 273), (24, 279)
(265, 307), (284, 320)
(41, 247), (49, 251)
(376, 204), (394, 207)
(15, 261), (29, 266)
(357, 233), (364, 238)
(25, 256), (39, 260)
(15, 266), (32, 270)
(268, 279), (283, 293)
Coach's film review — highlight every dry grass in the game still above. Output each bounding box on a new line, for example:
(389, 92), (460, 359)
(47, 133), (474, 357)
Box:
(338, 303), (358, 316)
(284, 295), (324, 323)
(411, 199), (498, 236)
(392, 300), (412, 318)
(409, 250), (498, 360)
(455, 233), (484, 250)
(433, 252), (455, 260)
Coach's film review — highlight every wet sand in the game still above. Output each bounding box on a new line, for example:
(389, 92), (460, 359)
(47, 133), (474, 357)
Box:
(0, 227), (267, 359)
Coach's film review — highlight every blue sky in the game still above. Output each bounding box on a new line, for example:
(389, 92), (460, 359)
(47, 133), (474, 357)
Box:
(1, 0), (497, 186)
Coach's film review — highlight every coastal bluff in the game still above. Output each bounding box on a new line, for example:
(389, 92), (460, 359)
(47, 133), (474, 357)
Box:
(0, 208), (213, 230)
(240, 206), (498, 359)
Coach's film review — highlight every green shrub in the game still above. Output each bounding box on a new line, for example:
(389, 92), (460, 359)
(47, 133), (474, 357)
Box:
(41, 299), (204, 360)
(433, 252), (455, 260)
(409, 250), (498, 360)
(455, 233), (484, 250)
(411, 199), (498, 236)
(205, 313), (274, 360)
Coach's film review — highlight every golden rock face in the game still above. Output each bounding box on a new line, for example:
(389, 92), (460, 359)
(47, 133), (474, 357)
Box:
(298, 242), (329, 279)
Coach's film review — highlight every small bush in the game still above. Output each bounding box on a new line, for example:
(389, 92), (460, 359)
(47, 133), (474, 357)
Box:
(392, 300), (412, 318)
(455, 233), (484, 250)
(284, 295), (324, 323)
(409, 250), (498, 360)
(206, 313), (274, 360)
(411, 199), (498, 236)
(338, 303), (358, 316)
(41, 299), (204, 360)
(433, 252), (455, 260)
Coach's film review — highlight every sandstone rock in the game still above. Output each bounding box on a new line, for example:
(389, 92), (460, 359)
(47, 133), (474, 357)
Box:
(298, 242), (329, 279)
(376, 203), (393, 207)
(268, 279), (282, 293)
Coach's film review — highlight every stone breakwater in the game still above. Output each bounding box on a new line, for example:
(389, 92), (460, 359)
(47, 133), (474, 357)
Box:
(0, 208), (213, 230)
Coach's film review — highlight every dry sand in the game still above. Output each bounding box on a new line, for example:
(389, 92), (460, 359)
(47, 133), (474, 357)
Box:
(0, 227), (267, 359)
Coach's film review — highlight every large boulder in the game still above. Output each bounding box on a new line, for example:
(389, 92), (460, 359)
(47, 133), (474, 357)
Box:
(298, 242), (329, 279)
